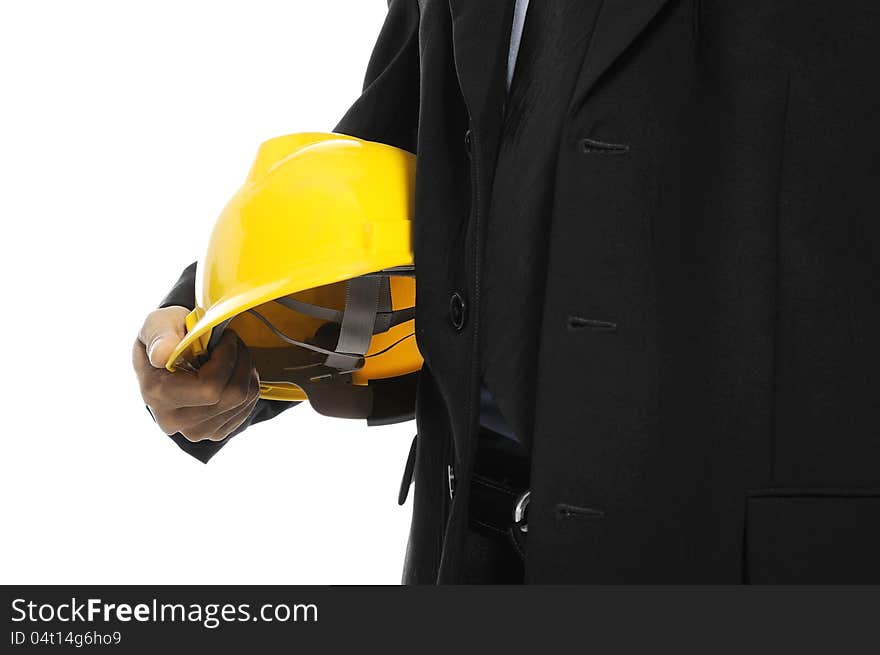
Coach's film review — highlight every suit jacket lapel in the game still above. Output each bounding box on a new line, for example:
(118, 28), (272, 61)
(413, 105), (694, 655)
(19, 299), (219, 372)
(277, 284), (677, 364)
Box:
(447, 0), (515, 157)
(445, 0), (672, 169)
(568, 0), (672, 114)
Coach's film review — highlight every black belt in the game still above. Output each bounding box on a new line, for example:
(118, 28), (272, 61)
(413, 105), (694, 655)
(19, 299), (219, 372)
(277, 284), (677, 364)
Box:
(467, 431), (531, 559)
(397, 431), (531, 557)
(469, 473), (530, 536)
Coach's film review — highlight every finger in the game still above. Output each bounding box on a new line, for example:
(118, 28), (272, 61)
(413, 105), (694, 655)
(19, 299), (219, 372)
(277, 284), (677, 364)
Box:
(147, 331), (241, 407)
(133, 339), (169, 400)
(170, 344), (259, 423)
(208, 390), (260, 441)
(145, 369), (250, 437)
(178, 375), (260, 442)
(192, 331), (244, 396)
(132, 337), (151, 377)
(182, 386), (259, 442)
(138, 306), (190, 368)
(134, 341), (217, 409)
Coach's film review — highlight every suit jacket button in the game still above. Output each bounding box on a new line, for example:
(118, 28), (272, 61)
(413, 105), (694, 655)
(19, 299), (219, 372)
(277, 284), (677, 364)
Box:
(449, 292), (466, 330)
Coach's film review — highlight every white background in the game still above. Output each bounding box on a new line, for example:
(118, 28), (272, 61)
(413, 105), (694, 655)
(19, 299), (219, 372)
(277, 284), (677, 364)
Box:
(0, 1), (415, 584)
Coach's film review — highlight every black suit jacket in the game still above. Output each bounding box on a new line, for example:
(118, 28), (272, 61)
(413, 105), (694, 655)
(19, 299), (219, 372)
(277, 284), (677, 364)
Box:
(162, 0), (880, 584)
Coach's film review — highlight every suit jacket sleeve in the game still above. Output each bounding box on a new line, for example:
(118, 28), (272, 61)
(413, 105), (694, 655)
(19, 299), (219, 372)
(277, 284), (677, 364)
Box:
(334, 0), (421, 153)
(155, 2), (421, 462)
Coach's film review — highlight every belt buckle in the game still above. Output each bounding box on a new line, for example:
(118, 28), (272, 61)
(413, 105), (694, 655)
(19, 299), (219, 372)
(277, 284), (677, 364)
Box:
(513, 489), (531, 533)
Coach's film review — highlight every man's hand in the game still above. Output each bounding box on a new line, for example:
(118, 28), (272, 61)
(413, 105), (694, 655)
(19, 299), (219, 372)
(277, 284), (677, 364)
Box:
(133, 306), (260, 442)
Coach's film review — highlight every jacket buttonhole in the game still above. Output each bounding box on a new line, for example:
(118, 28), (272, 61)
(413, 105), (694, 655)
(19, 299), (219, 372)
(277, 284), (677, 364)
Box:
(556, 503), (605, 520)
(579, 137), (630, 155)
(568, 315), (618, 332)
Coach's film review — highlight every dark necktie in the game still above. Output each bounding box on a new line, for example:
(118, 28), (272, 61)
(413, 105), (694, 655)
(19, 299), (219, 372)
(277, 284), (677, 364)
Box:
(480, 0), (603, 449)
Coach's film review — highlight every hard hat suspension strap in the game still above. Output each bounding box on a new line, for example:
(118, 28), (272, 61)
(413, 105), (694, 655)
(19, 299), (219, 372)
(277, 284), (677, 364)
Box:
(273, 296), (345, 323)
(245, 308), (363, 369)
(274, 290), (414, 333)
(324, 276), (390, 369)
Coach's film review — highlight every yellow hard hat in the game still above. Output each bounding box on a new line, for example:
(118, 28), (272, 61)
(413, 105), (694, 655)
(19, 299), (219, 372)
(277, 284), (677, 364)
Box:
(165, 132), (422, 418)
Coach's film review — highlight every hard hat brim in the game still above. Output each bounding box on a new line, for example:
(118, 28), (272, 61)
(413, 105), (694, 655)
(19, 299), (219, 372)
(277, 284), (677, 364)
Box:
(165, 255), (411, 373)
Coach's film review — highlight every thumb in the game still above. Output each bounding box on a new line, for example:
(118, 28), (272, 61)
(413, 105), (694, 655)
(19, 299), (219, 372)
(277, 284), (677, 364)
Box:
(138, 306), (190, 368)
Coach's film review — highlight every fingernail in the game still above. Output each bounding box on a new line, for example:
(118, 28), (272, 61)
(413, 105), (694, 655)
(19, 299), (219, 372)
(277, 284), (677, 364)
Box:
(147, 337), (162, 361)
